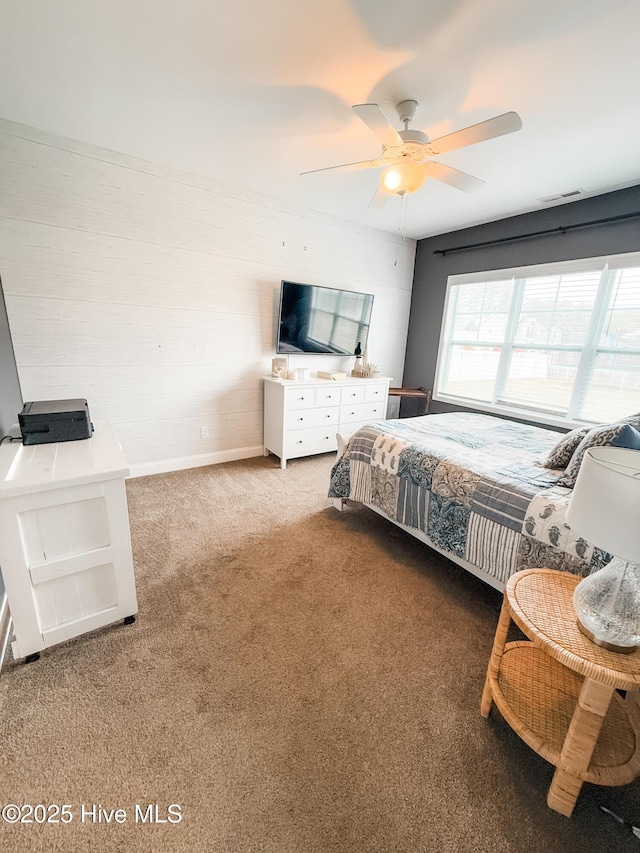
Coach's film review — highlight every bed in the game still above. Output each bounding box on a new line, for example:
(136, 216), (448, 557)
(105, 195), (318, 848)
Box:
(327, 412), (612, 591)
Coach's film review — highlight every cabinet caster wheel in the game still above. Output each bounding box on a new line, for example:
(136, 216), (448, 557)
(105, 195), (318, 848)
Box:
(124, 615), (136, 626)
(24, 652), (40, 664)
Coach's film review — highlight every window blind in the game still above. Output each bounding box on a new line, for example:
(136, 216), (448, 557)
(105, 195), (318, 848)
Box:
(434, 252), (640, 426)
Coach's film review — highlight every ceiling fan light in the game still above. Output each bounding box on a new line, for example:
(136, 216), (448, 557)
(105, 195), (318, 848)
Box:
(381, 163), (425, 195)
(381, 167), (402, 191)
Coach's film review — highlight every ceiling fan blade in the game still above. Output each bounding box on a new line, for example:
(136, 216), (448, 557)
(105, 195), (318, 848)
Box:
(428, 111), (522, 155)
(367, 186), (389, 209)
(424, 161), (485, 192)
(352, 103), (403, 147)
(300, 158), (385, 176)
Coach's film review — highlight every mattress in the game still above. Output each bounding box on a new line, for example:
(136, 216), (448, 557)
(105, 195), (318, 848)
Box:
(328, 412), (609, 587)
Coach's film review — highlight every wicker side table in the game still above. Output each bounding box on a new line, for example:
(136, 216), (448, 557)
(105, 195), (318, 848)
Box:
(481, 568), (640, 817)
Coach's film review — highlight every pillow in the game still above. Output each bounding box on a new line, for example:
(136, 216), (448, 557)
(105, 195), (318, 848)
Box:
(542, 426), (589, 469)
(558, 423), (640, 487)
(621, 411), (640, 429)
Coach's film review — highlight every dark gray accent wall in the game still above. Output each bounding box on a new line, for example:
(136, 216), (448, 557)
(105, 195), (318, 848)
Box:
(0, 276), (23, 437)
(403, 185), (640, 426)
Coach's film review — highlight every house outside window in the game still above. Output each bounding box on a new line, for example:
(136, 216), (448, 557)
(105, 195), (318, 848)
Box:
(434, 252), (640, 427)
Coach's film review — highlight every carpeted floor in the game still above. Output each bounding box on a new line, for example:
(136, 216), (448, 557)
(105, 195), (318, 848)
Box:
(0, 453), (638, 852)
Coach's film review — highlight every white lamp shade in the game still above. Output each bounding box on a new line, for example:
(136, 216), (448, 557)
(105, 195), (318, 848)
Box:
(566, 446), (640, 563)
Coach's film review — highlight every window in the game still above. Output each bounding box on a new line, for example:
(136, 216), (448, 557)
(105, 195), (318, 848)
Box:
(434, 253), (640, 427)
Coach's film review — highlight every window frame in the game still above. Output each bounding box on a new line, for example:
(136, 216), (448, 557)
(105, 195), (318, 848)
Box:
(433, 251), (640, 429)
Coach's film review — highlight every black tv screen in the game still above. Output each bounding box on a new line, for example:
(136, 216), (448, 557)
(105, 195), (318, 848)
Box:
(276, 281), (374, 355)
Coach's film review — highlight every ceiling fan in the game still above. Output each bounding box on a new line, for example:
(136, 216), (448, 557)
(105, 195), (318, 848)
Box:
(301, 100), (522, 204)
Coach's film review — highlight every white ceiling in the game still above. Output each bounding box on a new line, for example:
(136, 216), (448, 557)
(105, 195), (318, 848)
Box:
(1, 0), (640, 239)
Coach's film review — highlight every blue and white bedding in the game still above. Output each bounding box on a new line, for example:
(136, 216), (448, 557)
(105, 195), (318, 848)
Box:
(328, 412), (610, 587)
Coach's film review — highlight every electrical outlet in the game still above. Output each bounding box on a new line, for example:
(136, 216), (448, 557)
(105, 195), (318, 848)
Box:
(200, 426), (210, 439)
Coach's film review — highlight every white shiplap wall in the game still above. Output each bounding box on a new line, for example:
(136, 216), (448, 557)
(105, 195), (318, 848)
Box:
(0, 118), (415, 475)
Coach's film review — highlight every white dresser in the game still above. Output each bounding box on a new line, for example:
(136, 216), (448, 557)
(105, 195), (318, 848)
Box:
(263, 375), (391, 468)
(0, 421), (138, 662)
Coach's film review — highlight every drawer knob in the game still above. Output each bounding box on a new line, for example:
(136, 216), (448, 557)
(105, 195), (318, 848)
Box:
(298, 417), (304, 421)
(325, 414), (331, 418)
(297, 440), (303, 444)
(349, 411), (355, 415)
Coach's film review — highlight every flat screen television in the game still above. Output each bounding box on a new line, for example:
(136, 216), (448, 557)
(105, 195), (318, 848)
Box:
(276, 280), (374, 355)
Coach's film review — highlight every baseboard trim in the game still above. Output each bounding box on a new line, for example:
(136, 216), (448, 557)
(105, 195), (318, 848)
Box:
(128, 445), (265, 478)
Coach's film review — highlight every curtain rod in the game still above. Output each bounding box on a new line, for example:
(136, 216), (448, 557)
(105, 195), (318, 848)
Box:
(433, 210), (640, 256)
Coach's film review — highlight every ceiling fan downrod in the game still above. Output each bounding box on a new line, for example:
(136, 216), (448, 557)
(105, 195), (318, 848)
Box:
(395, 100), (429, 146)
(396, 99), (419, 129)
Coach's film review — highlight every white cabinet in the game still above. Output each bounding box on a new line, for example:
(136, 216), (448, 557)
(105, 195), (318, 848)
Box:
(0, 421), (138, 661)
(263, 376), (391, 468)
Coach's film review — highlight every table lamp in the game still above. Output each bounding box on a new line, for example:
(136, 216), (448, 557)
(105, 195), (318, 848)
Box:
(565, 446), (640, 654)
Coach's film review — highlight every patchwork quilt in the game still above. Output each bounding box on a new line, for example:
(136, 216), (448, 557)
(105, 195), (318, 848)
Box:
(328, 412), (610, 586)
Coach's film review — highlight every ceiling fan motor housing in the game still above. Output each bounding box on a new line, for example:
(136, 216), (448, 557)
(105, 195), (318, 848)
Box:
(384, 130), (430, 163)
(398, 129), (428, 145)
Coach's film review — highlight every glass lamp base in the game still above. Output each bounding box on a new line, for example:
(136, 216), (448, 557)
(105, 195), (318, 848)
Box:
(573, 557), (640, 655)
(575, 616), (637, 654)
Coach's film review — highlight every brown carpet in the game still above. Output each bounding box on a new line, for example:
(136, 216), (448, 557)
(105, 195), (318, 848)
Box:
(0, 454), (638, 852)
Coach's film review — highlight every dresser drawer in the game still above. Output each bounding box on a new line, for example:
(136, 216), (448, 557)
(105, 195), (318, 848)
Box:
(364, 382), (387, 403)
(340, 401), (386, 424)
(285, 387), (316, 409)
(342, 384), (365, 404)
(286, 407), (339, 430)
(315, 386), (342, 406)
(286, 426), (338, 458)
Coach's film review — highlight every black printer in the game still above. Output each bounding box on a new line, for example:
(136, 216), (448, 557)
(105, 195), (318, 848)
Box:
(19, 399), (93, 445)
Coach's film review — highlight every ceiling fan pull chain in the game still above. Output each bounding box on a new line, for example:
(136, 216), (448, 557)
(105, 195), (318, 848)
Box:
(399, 194), (408, 240)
